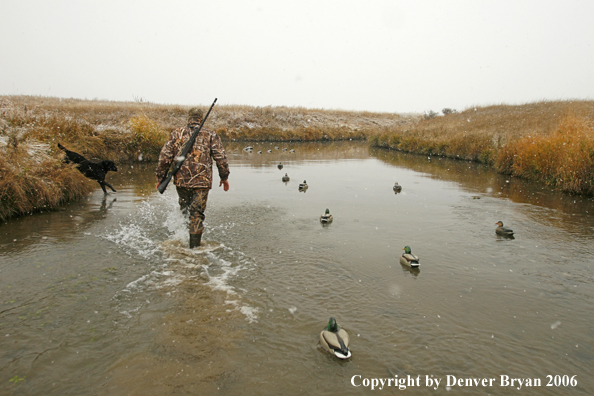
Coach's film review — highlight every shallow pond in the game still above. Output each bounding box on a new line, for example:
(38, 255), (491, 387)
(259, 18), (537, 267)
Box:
(1, 141), (593, 395)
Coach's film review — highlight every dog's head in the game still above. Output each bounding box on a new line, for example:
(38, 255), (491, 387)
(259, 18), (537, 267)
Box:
(102, 160), (118, 173)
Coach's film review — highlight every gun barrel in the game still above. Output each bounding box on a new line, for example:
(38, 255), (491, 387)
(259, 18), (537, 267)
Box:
(155, 98), (217, 194)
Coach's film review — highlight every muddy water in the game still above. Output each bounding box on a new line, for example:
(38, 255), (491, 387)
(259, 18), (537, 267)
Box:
(1, 141), (593, 395)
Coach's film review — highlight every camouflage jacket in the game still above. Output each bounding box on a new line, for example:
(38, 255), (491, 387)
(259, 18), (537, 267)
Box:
(155, 123), (230, 189)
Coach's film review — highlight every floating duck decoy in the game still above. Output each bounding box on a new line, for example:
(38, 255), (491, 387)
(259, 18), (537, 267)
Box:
(319, 317), (351, 359)
(257, 150), (262, 154)
(243, 146), (253, 152)
(495, 221), (514, 237)
(282, 148), (288, 151)
(267, 149), (272, 153)
(393, 182), (402, 193)
(299, 180), (308, 191)
(282, 173), (290, 182)
(289, 149), (295, 153)
(400, 245), (420, 268)
(320, 208), (333, 223)
(275, 146), (279, 150)
(278, 163), (283, 170)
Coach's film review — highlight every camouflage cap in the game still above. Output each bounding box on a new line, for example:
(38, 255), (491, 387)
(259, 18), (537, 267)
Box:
(188, 107), (204, 120)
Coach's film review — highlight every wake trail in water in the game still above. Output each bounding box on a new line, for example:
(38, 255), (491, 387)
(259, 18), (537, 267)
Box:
(101, 191), (259, 323)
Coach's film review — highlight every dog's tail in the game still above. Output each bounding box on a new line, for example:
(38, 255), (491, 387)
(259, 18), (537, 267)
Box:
(57, 143), (73, 164)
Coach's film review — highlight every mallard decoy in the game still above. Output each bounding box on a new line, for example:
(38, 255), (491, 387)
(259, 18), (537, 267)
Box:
(393, 182), (402, 193)
(319, 317), (351, 359)
(278, 163), (283, 170)
(320, 208), (333, 223)
(282, 173), (290, 182)
(299, 180), (308, 190)
(495, 221), (514, 236)
(400, 245), (420, 268)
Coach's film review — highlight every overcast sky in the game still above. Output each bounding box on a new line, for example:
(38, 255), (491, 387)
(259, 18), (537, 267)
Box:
(1, 0), (592, 113)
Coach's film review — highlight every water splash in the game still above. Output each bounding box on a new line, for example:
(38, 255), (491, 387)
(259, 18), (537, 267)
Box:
(103, 223), (160, 259)
(103, 193), (259, 323)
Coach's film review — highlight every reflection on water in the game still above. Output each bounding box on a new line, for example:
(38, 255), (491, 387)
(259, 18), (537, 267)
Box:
(1, 142), (593, 395)
(371, 146), (594, 235)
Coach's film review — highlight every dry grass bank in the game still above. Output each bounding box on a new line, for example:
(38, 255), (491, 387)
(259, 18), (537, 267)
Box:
(2, 95), (412, 143)
(2, 96), (593, 220)
(369, 100), (594, 195)
(1, 95), (413, 220)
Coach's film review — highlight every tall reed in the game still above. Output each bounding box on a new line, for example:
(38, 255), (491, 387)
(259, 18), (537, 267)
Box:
(497, 114), (594, 194)
(1, 95), (412, 220)
(0, 147), (94, 221)
(2, 95), (593, 221)
(369, 100), (594, 194)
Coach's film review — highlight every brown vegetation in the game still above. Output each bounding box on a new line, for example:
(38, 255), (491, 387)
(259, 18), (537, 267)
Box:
(0, 95), (413, 220)
(369, 100), (594, 195)
(1, 95), (593, 221)
(0, 142), (95, 221)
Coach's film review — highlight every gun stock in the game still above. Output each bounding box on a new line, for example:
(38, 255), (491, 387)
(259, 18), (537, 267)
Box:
(157, 173), (173, 194)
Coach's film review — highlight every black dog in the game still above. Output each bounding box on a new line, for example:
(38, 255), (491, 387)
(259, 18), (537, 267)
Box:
(58, 143), (118, 194)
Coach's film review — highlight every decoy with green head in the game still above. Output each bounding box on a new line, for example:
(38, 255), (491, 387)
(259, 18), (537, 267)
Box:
(400, 245), (420, 268)
(320, 208), (333, 224)
(319, 317), (351, 359)
(299, 180), (308, 191)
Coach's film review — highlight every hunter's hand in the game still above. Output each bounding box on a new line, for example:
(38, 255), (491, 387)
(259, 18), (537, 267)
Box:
(220, 180), (230, 192)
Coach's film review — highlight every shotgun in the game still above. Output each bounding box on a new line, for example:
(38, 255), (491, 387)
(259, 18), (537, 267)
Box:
(157, 98), (217, 194)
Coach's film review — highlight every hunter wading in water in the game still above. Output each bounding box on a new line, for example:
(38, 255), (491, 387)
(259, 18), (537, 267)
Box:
(155, 107), (230, 248)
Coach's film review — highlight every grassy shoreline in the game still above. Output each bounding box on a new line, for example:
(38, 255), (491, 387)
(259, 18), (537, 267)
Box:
(368, 100), (594, 195)
(1, 95), (593, 221)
